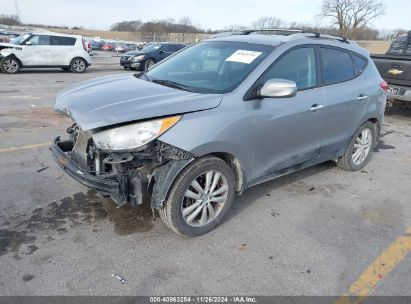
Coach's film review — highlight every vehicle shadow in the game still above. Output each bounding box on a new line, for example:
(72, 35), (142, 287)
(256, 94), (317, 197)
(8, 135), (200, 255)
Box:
(385, 107), (411, 118)
(5, 69), (72, 74)
(1, 68), (123, 74)
(225, 161), (338, 222)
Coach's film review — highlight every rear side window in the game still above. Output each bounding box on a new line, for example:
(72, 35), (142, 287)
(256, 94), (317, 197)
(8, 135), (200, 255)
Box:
(406, 40), (411, 55)
(163, 45), (175, 52)
(387, 34), (407, 55)
(321, 48), (355, 85)
(264, 47), (317, 90)
(51, 36), (76, 46)
(352, 54), (368, 75)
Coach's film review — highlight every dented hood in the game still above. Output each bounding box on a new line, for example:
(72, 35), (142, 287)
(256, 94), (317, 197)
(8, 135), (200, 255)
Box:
(0, 42), (14, 47)
(0, 42), (17, 50)
(54, 74), (223, 130)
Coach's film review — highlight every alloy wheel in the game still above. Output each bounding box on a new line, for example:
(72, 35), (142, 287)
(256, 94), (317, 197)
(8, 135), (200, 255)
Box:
(73, 59), (86, 72)
(3, 59), (18, 73)
(181, 170), (229, 227)
(352, 128), (373, 165)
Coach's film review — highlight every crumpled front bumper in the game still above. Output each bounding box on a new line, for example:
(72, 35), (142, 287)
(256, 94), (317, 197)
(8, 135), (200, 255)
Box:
(50, 137), (128, 205)
(50, 136), (195, 209)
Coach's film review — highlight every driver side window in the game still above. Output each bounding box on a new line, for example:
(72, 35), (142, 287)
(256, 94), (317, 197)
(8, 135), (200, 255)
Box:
(28, 35), (51, 45)
(264, 47), (317, 90)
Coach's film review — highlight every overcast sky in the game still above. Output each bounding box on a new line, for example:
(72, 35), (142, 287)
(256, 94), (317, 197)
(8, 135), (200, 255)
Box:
(1, 0), (410, 31)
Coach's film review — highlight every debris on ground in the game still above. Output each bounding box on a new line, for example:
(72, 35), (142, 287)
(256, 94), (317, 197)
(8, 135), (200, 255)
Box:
(36, 166), (49, 173)
(309, 187), (315, 191)
(22, 274), (34, 282)
(271, 211), (280, 217)
(111, 273), (126, 284)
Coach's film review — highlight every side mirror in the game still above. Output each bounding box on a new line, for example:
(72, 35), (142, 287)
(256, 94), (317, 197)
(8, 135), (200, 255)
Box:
(25, 41), (32, 45)
(159, 50), (165, 54)
(258, 79), (297, 98)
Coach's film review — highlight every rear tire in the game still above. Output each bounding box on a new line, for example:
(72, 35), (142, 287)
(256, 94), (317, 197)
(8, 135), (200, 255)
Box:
(0, 57), (21, 74)
(159, 156), (235, 237)
(70, 58), (87, 73)
(337, 121), (376, 171)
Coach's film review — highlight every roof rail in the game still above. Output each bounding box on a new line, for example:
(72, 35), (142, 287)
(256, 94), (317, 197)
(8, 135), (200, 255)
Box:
(297, 32), (350, 44)
(209, 31), (244, 39)
(209, 29), (350, 44)
(242, 28), (303, 35)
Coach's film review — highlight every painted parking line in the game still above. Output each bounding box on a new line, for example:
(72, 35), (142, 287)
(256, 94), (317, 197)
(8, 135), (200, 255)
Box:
(0, 142), (51, 153)
(336, 227), (411, 304)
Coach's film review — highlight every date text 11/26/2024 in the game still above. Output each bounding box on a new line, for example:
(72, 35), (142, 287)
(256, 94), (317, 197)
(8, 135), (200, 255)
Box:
(149, 296), (257, 303)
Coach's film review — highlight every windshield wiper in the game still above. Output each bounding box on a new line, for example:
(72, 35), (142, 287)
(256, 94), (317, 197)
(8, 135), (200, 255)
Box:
(134, 71), (150, 81)
(152, 79), (195, 92)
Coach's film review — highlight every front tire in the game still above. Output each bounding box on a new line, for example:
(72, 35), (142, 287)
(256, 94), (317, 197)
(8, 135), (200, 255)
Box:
(144, 59), (155, 71)
(159, 156), (235, 237)
(70, 58), (87, 73)
(0, 57), (21, 74)
(337, 121), (377, 171)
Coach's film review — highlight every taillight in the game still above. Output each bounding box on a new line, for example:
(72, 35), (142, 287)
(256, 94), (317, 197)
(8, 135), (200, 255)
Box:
(380, 81), (389, 92)
(82, 38), (87, 51)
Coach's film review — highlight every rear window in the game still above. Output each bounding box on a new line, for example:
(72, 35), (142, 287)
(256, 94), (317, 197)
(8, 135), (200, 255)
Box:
(51, 36), (76, 46)
(321, 47), (355, 85)
(352, 54), (368, 75)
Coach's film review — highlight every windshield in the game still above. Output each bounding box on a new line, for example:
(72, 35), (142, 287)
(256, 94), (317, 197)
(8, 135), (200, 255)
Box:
(146, 41), (274, 94)
(10, 34), (30, 45)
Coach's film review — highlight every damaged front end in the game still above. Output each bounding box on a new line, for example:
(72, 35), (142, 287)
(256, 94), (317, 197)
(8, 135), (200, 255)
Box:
(50, 124), (195, 209)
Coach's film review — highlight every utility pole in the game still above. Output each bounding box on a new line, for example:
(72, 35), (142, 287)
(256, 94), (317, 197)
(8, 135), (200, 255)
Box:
(14, 0), (21, 21)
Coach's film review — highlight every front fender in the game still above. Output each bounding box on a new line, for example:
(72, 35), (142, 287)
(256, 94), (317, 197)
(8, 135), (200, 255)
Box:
(150, 158), (194, 209)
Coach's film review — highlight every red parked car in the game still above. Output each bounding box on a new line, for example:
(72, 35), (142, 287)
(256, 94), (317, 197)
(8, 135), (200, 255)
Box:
(101, 43), (114, 51)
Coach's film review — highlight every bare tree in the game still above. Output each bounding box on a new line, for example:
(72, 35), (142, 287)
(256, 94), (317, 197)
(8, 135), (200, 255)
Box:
(251, 17), (285, 29)
(224, 24), (248, 31)
(320, 0), (385, 37)
(0, 14), (22, 26)
(178, 17), (193, 27)
(110, 20), (142, 32)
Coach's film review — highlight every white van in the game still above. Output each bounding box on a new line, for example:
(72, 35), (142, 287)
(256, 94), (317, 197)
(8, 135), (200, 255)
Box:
(0, 32), (92, 74)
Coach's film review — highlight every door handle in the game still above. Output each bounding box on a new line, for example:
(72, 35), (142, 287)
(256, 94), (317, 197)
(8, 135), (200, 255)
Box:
(357, 94), (369, 101)
(310, 104), (324, 112)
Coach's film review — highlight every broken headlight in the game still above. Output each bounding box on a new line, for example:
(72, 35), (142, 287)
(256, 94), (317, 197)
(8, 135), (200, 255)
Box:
(92, 116), (181, 151)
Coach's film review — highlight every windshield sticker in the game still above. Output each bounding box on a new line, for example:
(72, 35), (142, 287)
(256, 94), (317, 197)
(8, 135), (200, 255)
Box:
(226, 50), (262, 64)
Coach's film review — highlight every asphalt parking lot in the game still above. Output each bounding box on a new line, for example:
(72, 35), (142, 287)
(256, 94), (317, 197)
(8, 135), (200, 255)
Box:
(1, 54), (411, 297)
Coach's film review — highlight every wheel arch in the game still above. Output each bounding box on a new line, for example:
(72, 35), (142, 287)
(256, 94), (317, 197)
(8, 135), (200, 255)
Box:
(70, 56), (88, 64)
(363, 117), (381, 140)
(209, 152), (245, 194)
(149, 151), (246, 210)
(2, 54), (22, 67)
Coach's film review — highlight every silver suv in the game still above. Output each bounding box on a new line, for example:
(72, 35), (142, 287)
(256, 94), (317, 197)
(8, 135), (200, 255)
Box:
(51, 30), (387, 236)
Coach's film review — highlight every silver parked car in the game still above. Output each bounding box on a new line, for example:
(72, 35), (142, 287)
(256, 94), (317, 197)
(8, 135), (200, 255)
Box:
(51, 30), (387, 236)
